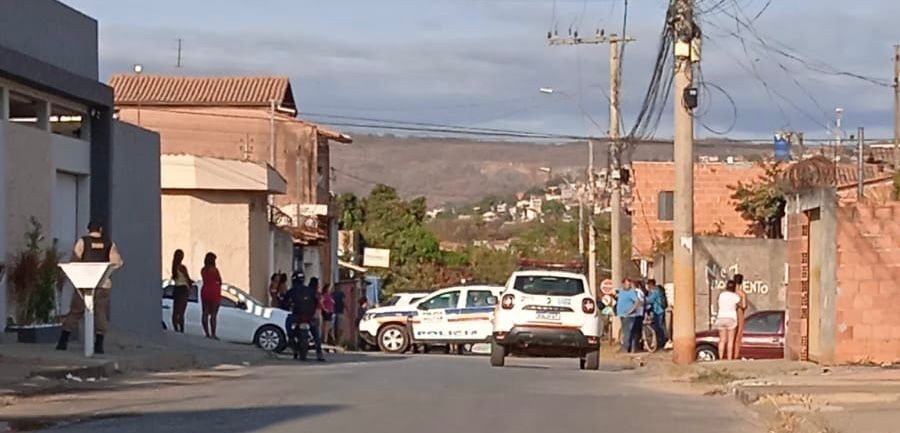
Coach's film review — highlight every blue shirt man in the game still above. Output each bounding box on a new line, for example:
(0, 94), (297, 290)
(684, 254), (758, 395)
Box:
(615, 279), (642, 352)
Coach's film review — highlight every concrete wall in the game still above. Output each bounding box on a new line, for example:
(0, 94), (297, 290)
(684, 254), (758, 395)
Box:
(116, 106), (321, 206)
(273, 228), (294, 275)
(109, 121), (161, 337)
(786, 188), (840, 363)
(657, 236), (787, 330)
(0, 0), (99, 80)
(693, 236), (787, 330)
(631, 162), (766, 259)
(4, 123), (53, 256)
(160, 190), (272, 301)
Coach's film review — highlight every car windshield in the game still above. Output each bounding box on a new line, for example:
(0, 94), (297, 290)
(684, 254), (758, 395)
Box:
(513, 276), (585, 297)
(224, 285), (266, 307)
(381, 295), (402, 307)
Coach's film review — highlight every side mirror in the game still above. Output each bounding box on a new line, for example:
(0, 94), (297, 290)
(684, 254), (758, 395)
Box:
(237, 301), (248, 310)
(417, 303), (429, 311)
(486, 296), (498, 306)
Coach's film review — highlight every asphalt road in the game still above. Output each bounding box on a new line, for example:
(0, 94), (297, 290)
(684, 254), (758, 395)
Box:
(0, 354), (761, 433)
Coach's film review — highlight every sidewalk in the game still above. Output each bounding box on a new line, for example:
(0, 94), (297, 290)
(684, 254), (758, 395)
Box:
(0, 328), (275, 402)
(617, 350), (900, 433)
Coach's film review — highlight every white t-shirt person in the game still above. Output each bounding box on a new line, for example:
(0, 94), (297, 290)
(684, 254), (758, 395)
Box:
(715, 290), (742, 329)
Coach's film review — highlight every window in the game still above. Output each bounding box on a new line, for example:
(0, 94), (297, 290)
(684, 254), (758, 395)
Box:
(466, 290), (494, 307)
(513, 276), (585, 297)
(420, 291), (460, 310)
(220, 296), (238, 308)
(744, 312), (783, 334)
(658, 191), (674, 221)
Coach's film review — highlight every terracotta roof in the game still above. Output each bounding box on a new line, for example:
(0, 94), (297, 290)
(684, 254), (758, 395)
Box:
(109, 75), (295, 109)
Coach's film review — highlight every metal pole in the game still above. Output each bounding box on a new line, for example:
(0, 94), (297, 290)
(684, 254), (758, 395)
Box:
(858, 127), (865, 200)
(578, 194), (585, 255)
(588, 140), (597, 297)
(609, 38), (624, 287)
(672, 0), (696, 365)
(83, 290), (95, 358)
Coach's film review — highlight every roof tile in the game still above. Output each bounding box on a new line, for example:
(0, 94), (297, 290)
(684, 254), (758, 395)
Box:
(109, 74), (294, 108)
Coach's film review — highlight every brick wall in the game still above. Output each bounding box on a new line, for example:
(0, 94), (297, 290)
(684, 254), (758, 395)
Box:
(833, 202), (900, 364)
(631, 162), (765, 259)
(785, 212), (808, 360)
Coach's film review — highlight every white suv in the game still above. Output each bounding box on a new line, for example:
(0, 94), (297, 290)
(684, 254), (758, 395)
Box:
(490, 270), (600, 370)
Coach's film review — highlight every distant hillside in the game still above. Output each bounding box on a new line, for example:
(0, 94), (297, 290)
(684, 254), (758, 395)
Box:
(331, 134), (769, 206)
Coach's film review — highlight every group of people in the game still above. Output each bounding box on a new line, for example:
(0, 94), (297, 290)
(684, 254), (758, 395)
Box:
(714, 274), (748, 360)
(607, 278), (669, 353)
(170, 249), (223, 339)
(269, 272), (346, 347)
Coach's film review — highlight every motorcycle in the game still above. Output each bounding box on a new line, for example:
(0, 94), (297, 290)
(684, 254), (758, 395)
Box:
(291, 318), (313, 361)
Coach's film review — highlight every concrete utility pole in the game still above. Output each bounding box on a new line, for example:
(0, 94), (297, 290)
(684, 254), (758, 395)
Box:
(894, 45), (899, 170)
(835, 108), (844, 161)
(857, 127), (865, 200)
(588, 140), (597, 295)
(671, 0), (698, 365)
(609, 38), (624, 287)
(548, 30), (634, 291)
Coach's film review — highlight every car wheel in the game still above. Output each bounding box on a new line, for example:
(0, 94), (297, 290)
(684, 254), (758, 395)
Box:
(254, 325), (287, 353)
(377, 324), (410, 354)
(584, 349), (600, 370)
(490, 341), (506, 367)
(696, 344), (718, 362)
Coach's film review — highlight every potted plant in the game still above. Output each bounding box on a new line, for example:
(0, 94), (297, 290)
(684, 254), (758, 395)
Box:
(7, 217), (64, 343)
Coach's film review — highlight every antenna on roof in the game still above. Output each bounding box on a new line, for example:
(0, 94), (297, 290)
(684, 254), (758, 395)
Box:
(176, 38), (183, 68)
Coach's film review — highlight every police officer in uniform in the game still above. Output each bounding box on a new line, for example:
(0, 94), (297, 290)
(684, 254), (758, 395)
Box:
(56, 221), (124, 354)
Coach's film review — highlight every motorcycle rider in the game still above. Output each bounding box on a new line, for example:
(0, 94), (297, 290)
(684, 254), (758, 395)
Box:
(286, 274), (325, 361)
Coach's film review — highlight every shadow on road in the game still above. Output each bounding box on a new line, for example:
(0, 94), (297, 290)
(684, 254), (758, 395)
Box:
(0, 404), (344, 433)
(273, 352), (409, 365)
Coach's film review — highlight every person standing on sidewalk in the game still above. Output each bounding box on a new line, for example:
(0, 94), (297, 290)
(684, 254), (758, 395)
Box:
(320, 284), (335, 345)
(715, 280), (745, 360)
(200, 252), (222, 339)
(290, 277), (325, 361)
(332, 286), (346, 346)
(647, 279), (669, 351)
(733, 273), (747, 359)
(171, 249), (191, 333)
(57, 221), (124, 354)
(615, 279), (641, 353)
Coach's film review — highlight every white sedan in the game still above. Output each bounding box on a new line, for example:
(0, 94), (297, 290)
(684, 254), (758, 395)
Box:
(161, 280), (289, 352)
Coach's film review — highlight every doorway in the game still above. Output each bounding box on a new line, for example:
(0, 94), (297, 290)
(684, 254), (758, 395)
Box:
(807, 208), (823, 361)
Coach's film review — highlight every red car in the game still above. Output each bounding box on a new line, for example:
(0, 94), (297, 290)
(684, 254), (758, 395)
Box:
(695, 310), (785, 362)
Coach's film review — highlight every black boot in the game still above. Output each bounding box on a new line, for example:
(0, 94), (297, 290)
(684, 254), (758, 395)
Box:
(94, 334), (105, 355)
(56, 330), (70, 351)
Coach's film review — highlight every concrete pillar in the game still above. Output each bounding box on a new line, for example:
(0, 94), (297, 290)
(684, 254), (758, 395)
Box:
(36, 100), (50, 131)
(0, 105), (7, 341)
(90, 108), (112, 232)
(80, 110), (91, 142)
(0, 86), (9, 121)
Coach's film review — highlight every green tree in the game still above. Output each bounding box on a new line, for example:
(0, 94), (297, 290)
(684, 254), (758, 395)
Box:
(336, 192), (364, 231)
(541, 200), (567, 219)
(467, 247), (517, 284)
(729, 161), (786, 238)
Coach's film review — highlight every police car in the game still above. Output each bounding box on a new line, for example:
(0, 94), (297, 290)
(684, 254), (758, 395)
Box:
(358, 285), (503, 354)
(491, 270), (601, 370)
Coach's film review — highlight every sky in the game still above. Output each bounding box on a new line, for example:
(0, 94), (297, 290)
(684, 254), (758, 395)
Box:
(65, 0), (900, 142)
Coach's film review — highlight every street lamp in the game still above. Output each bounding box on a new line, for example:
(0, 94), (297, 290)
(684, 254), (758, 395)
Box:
(134, 64), (144, 125)
(539, 87), (600, 294)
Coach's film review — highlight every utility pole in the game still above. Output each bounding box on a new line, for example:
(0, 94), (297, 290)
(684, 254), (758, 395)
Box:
(176, 38), (183, 68)
(894, 45), (899, 170)
(797, 132), (805, 160)
(588, 140), (597, 296)
(835, 108), (844, 161)
(548, 30), (634, 291)
(857, 127), (865, 200)
(609, 37), (624, 287)
(671, 0), (698, 365)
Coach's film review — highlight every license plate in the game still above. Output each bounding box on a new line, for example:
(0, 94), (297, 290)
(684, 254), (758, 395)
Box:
(535, 312), (560, 321)
(298, 323), (310, 330)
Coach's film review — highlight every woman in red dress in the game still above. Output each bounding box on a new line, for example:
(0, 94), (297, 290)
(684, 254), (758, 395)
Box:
(200, 252), (222, 339)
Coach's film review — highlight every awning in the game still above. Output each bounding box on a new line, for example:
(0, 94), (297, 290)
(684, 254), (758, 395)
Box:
(339, 260), (367, 273)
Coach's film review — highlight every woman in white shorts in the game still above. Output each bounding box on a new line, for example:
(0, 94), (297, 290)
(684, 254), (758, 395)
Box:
(715, 280), (746, 360)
